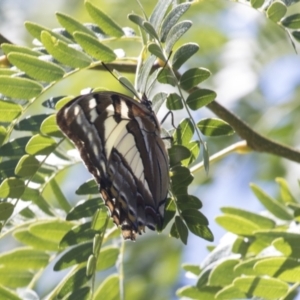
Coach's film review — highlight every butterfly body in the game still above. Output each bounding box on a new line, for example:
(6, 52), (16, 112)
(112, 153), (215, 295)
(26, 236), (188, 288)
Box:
(56, 92), (169, 240)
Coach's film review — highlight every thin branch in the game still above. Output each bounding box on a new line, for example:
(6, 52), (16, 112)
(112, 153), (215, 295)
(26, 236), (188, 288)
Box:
(206, 100), (300, 163)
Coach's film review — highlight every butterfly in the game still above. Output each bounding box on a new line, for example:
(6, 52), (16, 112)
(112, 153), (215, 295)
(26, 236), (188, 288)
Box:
(56, 91), (169, 240)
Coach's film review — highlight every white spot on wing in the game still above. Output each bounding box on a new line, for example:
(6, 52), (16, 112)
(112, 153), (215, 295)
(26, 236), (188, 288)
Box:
(88, 98), (97, 109)
(88, 109), (98, 123)
(105, 120), (129, 157)
(120, 101), (129, 117)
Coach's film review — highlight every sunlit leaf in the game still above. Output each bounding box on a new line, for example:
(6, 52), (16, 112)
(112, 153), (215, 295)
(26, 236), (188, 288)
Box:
(267, 1), (287, 22)
(180, 68), (211, 90)
(0, 76), (43, 99)
(85, 2), (123, 37)
(74, 32), (116, 62)
(25, 134), (56, 155)
(197, 118), (234, 136)
(8, 53), (65, 82)
(94, 274), (120, 300)
(186, 89), (216, 110)
(172, 43), (199, 70)
(0, 100), (22, 122)
(0, 178), (25, 199)
(14, 155), (40, 177)
(41, 31), (92, 68)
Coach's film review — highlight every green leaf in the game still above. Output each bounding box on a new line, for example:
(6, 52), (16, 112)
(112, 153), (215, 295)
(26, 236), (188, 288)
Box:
(0, 247), (49, 269)
(292, 30), (300, 42)
(165, 21), (192, 53)
(49, 178), (72, 212)
(182, 263), (201, 276)
(137, 55), (157, 94)
(209, 259), (240, 287)
(94, 274), (120, 300)
(197, 118), (234, 136)
(149, 0), (173, 31)
(60, 222), (97, 247)
(41, 31), (92, 68)
(14, 155), (40, 177)
(54, 242), (93, 270)
(96, 246), (119, 271)
(0, 137), (30, 157)
(170, 166), (193, 194)
(0, 100), (22, 122)
(1, 43), (42, 57)
(0, 76), (43, 99)
(186, 89), (216, 111)
(160, 3), (191, 42)
(177, 286), (219, 299)
(267, 1), (287, 22)
(255, 257), (300, 282)
(25, 134), (56, 155)
(29, 220), (74, 244)
(188, 224), (214, 241)
(85, 2), (123, 37)
(216, 284), (248, 299)
(56, 267), (89, 299)
(151, 92), (167, 114)
(275, 177), (297, 204)
(216, 214), (261, 236)
(148, 42), (165, 61)
(182, 140), (200, 167)
(281, 13), (300, 29)
(250, 183), (293, 220)
(180, 68), (211, 90)
(0, 126), (7, 146)
(91, 207), (108, 231)
(233, 276), (289, 299)
(166, 93), (183, 110)
(157, 68), (177, 86)
(235, 258), (263, 276)
(0, 178), (25, 199)
(177, 195), (202, 211)
(8, 53), (65, 82)
(56, 12), (96, 37)
(203, 141), (209, 174)
(15, 114), (49, 131)
(175, 216), (188, 245)
(64, 287), (91, 300)
(182, 209), (208, 226)
(255, 231), (300, 258)
(13, 229), (58, 251)
(221, 207), (275, 229)
(172, 43), (199, 70)
(25, 21), (73, 43)
(143, 21), (160, 40)
(21, 187), (40, 202)
(162, 198), (176, 230)
(173, 118), (194, 146)
(250, 0), (265, 8)
(74, 32), (116, 62)
(66, 198), (104, 220)
(128, 14), (145, 28)
(76, 179), (99, 195)
(40, 114), (63, 137)
(0, 202), (14, 220)
(168, 145), (190, 166)
(0, 159), (19, 179)
(0, 269), (33, 289)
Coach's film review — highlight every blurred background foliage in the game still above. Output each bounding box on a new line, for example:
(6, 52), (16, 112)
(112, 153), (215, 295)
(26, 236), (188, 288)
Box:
(1, 0), (300, 299)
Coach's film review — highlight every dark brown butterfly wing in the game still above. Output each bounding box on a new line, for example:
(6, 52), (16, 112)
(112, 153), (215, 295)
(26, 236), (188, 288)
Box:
(56, 92), (169, 240)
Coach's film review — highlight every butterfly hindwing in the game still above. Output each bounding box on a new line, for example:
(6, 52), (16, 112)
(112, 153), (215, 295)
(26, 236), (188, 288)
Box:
(56, 92), (169, 240)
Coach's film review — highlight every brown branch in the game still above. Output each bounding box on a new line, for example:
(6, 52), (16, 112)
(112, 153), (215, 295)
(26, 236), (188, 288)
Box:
(206, 100), (300, 163)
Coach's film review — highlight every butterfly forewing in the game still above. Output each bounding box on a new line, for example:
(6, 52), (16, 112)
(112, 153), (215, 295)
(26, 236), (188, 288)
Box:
(56, 92), (169, 240)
